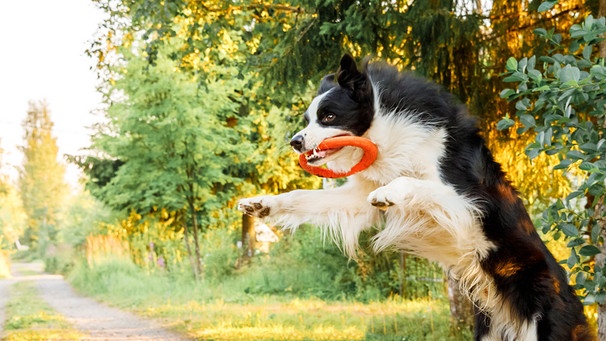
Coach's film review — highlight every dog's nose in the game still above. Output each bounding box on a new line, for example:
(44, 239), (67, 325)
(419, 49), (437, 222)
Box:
(290, 135), (305, 153)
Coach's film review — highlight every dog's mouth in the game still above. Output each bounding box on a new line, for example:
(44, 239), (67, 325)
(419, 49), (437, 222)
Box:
(304, 146), (344, 165)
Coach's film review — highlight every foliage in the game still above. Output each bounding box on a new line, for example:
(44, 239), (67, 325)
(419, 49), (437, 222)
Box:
(18, 100), (67, 255)
(93, 39), (252, 212)
(200, 227), (240, 281)
(499, 14), (606, 304)
(0, 182), (26, 250)
(88, 37), (261, 277)
(0, 146), (7, 197)
(237, 227), (444, 302)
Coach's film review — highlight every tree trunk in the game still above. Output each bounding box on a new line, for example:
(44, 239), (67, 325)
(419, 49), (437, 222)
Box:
(447, 276), (474, 333)
(594, 195), (606, 340)
(182, 219), (200, 281)
(399, 252), (407, 297)
(189, 201), (203, 279)
(241, 213), (256, 260)
(599, 0), (606, 60)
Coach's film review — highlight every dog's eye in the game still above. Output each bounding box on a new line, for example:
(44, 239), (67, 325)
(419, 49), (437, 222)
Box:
(321, 113), (336, 124)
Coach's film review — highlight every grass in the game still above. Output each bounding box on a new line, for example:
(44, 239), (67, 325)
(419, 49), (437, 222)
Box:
(141, 297), (468, 340)
(2, 280), (83, 341)
(68, 257), (472, 340)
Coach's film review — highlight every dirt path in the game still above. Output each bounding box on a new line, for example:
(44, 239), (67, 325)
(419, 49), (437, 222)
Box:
(2, 262), (191, 340)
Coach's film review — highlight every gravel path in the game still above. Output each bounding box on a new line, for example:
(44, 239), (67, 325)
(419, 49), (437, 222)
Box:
(1, 262), (190, 340)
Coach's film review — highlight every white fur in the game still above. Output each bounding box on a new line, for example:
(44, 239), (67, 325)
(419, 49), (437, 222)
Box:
(481, 307), (540, 341)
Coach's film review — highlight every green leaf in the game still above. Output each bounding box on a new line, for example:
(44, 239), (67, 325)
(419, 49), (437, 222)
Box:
(527, 55), (537, 71)
(503, 72), (528, 83)
(519, 114), (536, 128)
(497, 117), (515, 131)
(499, 88), (516, 99)
(591, 224), (601, 245)
(566, 190), (584, 201)
(557, 65), (581, 84)
(505, 57), (518, 72)
(525, 146), (541, 159)
(583, 45), (593, 60)
(533, 28), (548, 37)
(567, 238), (585, 247)
(553, 158), (572, 170)
(579, 245), (601, 257)
(538, 1), (555, 12)
(576, 272), (586, 286)
(515, 100), (528, 111)
(561, 223), (579, 237)
(528, 69), (542, 82)
(532, 85), (551, 92)
(566, 150), (586, 160)
(567, 248), (579, 268)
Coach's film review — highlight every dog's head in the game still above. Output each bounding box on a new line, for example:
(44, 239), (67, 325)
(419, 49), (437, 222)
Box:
(290, 55), (375, 171)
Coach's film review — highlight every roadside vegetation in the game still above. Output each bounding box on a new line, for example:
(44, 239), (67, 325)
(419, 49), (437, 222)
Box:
(67, 228), (469, 340)
(2, 281), (82, 341)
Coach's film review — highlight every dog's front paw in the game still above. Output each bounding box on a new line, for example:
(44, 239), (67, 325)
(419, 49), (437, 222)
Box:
(367, 178), (415, 211)
(367, 187), (397, 211)
(238, 196), (275, 218)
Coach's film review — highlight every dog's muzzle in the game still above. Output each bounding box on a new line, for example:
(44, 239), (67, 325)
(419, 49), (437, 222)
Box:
(290, 135), (305, 153)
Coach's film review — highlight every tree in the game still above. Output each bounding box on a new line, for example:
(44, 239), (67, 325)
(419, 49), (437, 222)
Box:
(499, 12), (606, 336)
(0, 145), (7, 197)
(89, 39), (257, 278)
(18, 100), (67, 254)
(0, 146), (25, 250)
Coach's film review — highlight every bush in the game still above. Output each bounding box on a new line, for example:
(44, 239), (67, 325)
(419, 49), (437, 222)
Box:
(201, 228), (240, 282)
(239, 227), (445, 301)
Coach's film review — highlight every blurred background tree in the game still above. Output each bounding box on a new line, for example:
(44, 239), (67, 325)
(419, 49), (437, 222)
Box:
(18, 100), (67, 256)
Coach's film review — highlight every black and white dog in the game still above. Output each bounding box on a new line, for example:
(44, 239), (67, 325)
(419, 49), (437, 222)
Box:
(239, 55), (593, 340)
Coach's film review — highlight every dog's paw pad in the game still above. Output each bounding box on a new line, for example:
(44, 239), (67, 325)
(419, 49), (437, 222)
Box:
(370, 198), (394, 211)
(368, 187), (403, 211)
(238, 198), (272, 218)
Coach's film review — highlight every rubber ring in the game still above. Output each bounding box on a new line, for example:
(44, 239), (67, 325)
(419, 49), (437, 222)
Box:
(298, 136), (378, 178)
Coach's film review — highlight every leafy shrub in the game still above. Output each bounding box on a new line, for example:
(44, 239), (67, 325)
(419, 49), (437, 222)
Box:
(201, 227), (240, 281)
(240, 227), (444, 301)
(499, 15), (606, 304)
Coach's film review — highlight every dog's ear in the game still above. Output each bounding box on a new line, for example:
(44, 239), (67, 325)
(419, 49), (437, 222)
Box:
(318, 74), (336, 95)
(337, 54), (371, 100)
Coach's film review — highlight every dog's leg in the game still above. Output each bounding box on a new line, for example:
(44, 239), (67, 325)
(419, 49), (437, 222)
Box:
(367, 176), (493, 267)
(238, 176), (380, 256)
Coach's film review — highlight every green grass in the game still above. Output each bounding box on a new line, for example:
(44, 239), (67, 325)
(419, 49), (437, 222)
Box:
(3, 280), (83, 341)
(68, 258), (472, 340)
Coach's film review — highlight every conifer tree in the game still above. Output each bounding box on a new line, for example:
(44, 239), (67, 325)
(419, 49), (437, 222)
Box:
(18, 100), (67, 254)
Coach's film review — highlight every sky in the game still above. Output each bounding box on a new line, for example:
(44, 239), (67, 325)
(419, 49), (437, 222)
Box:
(0, 0), (105, 187)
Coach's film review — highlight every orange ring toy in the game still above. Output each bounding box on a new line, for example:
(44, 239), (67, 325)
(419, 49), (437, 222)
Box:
(298, 136), (378, 178)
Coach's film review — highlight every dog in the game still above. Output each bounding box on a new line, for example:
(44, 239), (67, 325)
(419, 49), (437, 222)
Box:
(238, 54), (593, 340)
